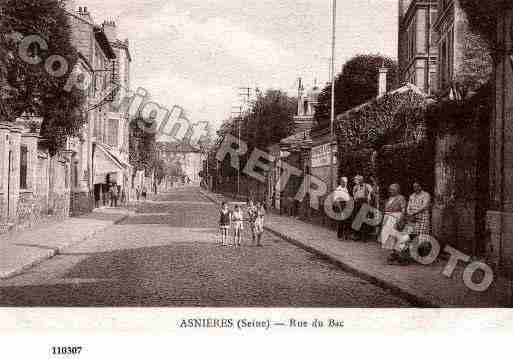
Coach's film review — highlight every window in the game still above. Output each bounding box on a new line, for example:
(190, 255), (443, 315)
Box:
(72, 161), (79, 188)
(65, 164), (69, 189)
(20, 145), (28, 189)
(439, 26), (454, 89)
(107, 119), (119, 147)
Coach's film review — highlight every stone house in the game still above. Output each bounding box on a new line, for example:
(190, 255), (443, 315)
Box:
(67, 5), (132, 209)
(398, 0), (439, 94)
(0, 122), (72, 233)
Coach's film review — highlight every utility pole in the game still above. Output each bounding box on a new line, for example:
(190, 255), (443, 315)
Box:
(329, 0), (337, 192)
(235, 87), (253, 198)
(231, 105), (243, 198)
(427, 1), (431, 95)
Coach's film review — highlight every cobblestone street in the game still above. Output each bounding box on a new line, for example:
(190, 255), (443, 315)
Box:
(0, 187), (410, 307)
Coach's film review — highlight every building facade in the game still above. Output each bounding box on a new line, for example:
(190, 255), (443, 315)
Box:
(398, 0), (438, 94)
(157, 142), (205, 189)
(67, 5), (132, 209)
(488, 4), (513, 272)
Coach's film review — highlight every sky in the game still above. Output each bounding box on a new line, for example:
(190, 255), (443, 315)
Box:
(77, 0), (398, 132)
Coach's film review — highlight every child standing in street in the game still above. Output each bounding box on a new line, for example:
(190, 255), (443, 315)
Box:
(247, 200), (258, 245)
(254, 203), (266, 247)
(232, 205), (244, 247)
(219, 202), (231, 246)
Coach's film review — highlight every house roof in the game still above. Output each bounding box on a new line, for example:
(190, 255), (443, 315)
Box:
(279, 129), (312, 152)
(157, 141), (202, 153)
(336, 83), (428, 123)
(94, 26), (116, 60)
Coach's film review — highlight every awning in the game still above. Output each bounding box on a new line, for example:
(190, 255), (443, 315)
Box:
(93, 143), (129, 184)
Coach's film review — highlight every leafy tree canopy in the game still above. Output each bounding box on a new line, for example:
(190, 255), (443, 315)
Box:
(129, 117), (157, 176)
(239, 88), (296, 150)
(314, 54), (398, 130)
(459, 0), (504, 52)
(0, 0), (86, 153)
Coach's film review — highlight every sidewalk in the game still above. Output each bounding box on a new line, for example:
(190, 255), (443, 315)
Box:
(0, 207), (133, 279)
(200, 189), (513, 307)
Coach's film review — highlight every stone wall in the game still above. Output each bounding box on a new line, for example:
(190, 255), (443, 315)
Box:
(48, 157), (71, 218)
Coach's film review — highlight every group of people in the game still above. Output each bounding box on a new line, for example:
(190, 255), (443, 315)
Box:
(334, 175), (432, 265)
(135, 186), (148, 201)
(218, 200), (266, 247)
(107, 184), (126, 208)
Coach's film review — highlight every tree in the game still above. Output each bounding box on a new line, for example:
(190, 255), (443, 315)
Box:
(314, 54), (398, 129)
(241, 89), (296, 150)
(0, 0), (86, 153)
(129, 117), (157, 176)
(454, 30), (493, 97)
(459, 0), (502, 52)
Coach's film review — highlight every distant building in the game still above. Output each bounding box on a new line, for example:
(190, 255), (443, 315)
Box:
(157, 142), (205, 187)
(398, 0), (438, 93)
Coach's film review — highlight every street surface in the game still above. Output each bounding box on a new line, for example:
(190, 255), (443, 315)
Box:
(0, 187), (410, 307)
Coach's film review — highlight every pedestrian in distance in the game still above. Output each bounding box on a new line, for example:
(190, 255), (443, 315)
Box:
(109, 184), (118, 207)
(121, 187), (126, 206)
(219, 202), (231, 246)
(254, 202), (266, 247)
(232, 205), (244, 247)
(142, 187), (147, 201)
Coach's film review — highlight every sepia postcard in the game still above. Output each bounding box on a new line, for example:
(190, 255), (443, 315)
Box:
(1, 0), (513, 357)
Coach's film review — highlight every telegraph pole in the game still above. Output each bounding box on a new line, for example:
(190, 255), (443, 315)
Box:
(329, 0), (337, 192)
(236, 87), (253, 198)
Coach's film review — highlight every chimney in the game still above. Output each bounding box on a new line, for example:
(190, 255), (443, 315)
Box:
(102, 20), (118, 42)
(378, 66), (388, 97)
(65, 0), (77, 12)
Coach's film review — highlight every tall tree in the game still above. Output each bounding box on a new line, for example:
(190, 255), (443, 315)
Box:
(241, 89), (296, 150)
(314, 54), (398, 129)
(0, 0), (86, 153)
(129, 117), (157, 176)
(459, 0), (501, 52)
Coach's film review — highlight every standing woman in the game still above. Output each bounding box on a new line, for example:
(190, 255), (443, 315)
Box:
(407, 182), (431, 242)
(369, 176), (381, 239)
(254, 203), (266, 247)
(352, 175), (372, 241)
(334, 177), (351, 240)
(380, 184), (408, 260)
(232, 205), (244, 247)
(219, 202), (231, 246)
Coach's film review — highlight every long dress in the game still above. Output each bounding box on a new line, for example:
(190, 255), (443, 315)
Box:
(407, 191), (431, 241)
(379, 195), (407, 250)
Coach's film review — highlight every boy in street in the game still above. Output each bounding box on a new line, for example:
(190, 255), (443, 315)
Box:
(247, 200), (258, 245)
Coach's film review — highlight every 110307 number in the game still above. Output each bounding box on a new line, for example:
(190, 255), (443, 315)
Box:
(52, 346), (82, 355)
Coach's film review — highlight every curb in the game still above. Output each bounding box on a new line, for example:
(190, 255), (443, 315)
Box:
(264, 227), (439, 308)
(0, 212), (132, 280)
(199, 189), (438, 308)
